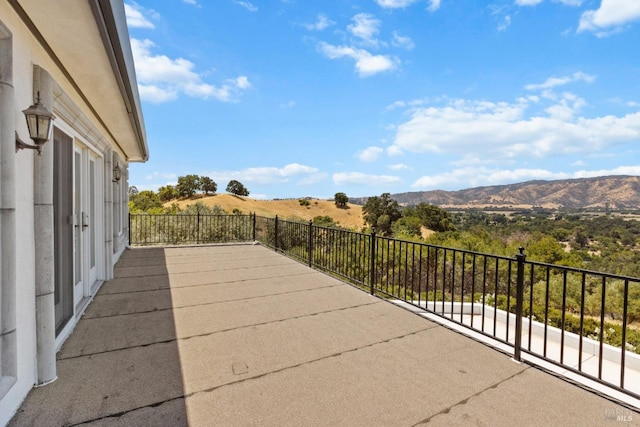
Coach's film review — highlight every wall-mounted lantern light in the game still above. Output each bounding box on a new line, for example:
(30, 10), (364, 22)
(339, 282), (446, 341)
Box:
(16, 91), (55, 154)
(113, 163), (122, 183)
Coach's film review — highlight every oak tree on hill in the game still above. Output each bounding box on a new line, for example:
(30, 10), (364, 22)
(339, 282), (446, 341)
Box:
(404, 203), (455, 232)
(158, 185), (179, 202)
(176, 175), (200, 198)
(200, 176), (217, 196)
(334, 192), (348, 208)
(226, 180), (249, 196)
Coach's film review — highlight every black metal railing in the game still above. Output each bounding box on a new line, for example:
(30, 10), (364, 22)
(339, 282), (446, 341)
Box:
(130, 213), (640, 400)
(129, 213), (254, 245)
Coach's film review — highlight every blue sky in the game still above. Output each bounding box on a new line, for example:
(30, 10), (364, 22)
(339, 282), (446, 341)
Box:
(125, 0), (640, 200)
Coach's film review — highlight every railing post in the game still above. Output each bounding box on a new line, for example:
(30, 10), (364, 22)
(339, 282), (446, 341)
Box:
(308, 220), (313, 267)
(369, 227), (376, 295)
(252, 212), (256, 242)
(274, 215), (279, 252)
(514, 247), (526, 362)
(197, 212), (201, 245)
(128, 213), (131, 245)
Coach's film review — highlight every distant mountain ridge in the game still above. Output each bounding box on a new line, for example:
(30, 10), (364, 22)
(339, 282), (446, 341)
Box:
(388, 176), (640, 209)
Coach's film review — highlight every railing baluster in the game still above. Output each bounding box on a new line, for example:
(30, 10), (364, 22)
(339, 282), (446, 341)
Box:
(514, 247), (525, 362)
(620, 279), (629, 389)
(369, 228), (376, 295)
(596, 276), (607, 379)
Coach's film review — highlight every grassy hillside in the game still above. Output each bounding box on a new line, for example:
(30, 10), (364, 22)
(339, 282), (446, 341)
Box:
(169, 194), (365, 230)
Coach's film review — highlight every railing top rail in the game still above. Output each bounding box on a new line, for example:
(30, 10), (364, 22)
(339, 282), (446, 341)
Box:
(311, 224), (364, 234)
(131, 213), (253, 218)
(524, 258), (640, 282)
(374, 233), (517, 262)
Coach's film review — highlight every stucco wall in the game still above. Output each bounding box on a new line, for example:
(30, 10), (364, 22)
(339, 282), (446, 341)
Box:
(0, 2), (135, 424)
(0, 4), (39, 424)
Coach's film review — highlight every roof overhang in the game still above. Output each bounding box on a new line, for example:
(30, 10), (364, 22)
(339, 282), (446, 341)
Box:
(10, 0), (148, 162)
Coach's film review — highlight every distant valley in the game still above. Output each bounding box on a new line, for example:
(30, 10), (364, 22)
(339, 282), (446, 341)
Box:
(354, 176), (640, 210)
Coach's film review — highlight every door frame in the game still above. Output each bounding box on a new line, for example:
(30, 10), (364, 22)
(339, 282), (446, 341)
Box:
(73, 141), (104, 311)
(54, 123), (105, 343)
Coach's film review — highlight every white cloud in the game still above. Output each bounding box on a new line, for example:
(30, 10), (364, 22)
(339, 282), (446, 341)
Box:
(137, 85), (177, 103)
(233, 0), (258, 12)
(144, 171), (178, 182)
(489, 5), (511, 32)
(333, 172), (401, 186)
(572, 165), (640, 178)
(375, 0), (420, 9)
(318, 42), (397, 77)
(124, 3), (155, 29)
(235, 76), (251, 89)
(204, 163), (322, 185)
(498, 15), (512, 31)
(131, 38), (251, 103)
(411, 165), (640, 190)
(183, 0), (200, 6)
(557, 0), (582, 5)
(348, 13), (381, 46)
(427, 0), (441, 12)
(578, 0), (640, 35)
(357, 146), (384, 162)
(515, 0), (582, 5)
(392, 32), (415, 50)
(298, 173), (329, 185)
(525, 71), (595, 91)
(413, 167), (553, 189)
(303, 14), (335, 31)
(515, 0), (543, 5)
(389, 96), (640, 162)
(388, 163), (413, 170)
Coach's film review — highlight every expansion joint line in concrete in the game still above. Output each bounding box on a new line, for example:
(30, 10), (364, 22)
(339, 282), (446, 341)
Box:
(66, 325), (438, 426)
(83, 283), (348, 320)
(57, 300), (387, 360)
(102, 270), (322, 296)
(115, 261), (297, 278)
(411, 367), (531, 426)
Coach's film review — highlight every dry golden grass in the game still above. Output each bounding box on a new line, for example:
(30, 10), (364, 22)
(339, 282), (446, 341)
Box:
(168, 194), (365, 230)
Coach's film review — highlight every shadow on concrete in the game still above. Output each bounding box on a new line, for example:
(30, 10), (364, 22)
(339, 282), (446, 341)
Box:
(10, 247), (190, 426)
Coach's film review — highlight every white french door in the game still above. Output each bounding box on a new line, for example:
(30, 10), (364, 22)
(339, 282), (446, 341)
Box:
(73, 144), (101, 307)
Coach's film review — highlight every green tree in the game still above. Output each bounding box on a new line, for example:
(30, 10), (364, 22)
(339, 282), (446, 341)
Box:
(334, 192), (349, 208)
(200, 176), (217, 196)
(572, 227), (589, 249)
(226, 180), (249, 196)
(158, 185), (179, 202)
(362, 193), (401, 236)
(407, 203), (455, 232)
(313, 215), (339, 228)
(526, 234), (565, 264)
(180, 201), (226, 215)
(176, 174), (200, 198)
(129, 190), (162, 212)
(392, 216), (422, 238)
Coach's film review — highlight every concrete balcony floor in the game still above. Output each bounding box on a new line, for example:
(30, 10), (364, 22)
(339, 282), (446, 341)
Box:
(9, 244), (640, 426)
